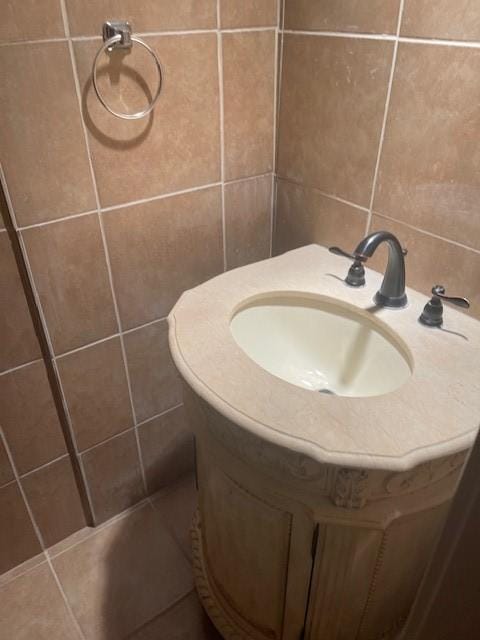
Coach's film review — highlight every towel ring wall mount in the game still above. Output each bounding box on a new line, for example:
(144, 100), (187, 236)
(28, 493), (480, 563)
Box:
(92, 21), (163, 120)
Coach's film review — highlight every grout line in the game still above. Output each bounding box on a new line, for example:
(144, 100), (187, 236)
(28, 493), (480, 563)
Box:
(217, 2), (227, 272)
(14, 174), (279, 234)
(0, 428), (46, 550)
(19, 454), (70, 479)
(372, 211), (480, 254)
(46, 558), (87, 639)
(122, 315), (168, 335)
(283, 29), (396, 41)
(62, 0), (149, 497)
(135, 403), (184, 429)
(78, 425), (137, 456)
(54, 333), (120, 360)
(18, 209), (97, 231)
(277, 176), (370, 213)
(365, 0), (405, 234)
(0, 357), (42, 378)
(272, 0), (286, 257)
(47, 499), (150, 560)
(269, 173), (275, 257)
(100, 181), (222, 214)
(5, 30), (480, 50)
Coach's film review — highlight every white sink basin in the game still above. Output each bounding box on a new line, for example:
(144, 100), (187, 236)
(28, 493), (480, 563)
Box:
(230, 293), (413, 398)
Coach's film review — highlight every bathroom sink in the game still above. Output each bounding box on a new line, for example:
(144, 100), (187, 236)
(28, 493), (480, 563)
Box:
(230, 293), (413, 397)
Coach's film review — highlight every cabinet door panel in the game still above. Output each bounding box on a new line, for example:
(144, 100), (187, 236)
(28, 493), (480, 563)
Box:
(202, 464), (292, 640)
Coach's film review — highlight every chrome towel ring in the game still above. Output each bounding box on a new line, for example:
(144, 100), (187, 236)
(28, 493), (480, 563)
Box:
(92, 21), (162, 120)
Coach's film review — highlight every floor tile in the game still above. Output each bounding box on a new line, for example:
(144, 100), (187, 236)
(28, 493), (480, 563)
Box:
(52, 502), (193, 639)
(128, 591), (222, 639)
(0, 562), (82, 639)
(151, 474), (198, 561)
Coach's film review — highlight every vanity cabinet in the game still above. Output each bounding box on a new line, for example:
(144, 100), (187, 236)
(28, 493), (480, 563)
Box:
(186, 386), (465, 640)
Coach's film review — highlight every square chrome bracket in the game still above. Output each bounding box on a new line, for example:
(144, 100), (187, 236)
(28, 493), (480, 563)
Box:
(102, 20), (132, 50)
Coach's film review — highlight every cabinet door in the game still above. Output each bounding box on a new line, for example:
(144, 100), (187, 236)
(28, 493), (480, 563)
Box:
(199, 459), (313, 640)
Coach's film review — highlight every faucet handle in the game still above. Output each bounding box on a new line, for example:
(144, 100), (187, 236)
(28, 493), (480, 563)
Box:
(431, 285), (470, 309)
(328, 246), (366, 287)
(419, 284), (470, 327)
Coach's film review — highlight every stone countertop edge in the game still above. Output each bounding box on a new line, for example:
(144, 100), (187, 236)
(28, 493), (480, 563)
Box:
(168, 245), (480, 473)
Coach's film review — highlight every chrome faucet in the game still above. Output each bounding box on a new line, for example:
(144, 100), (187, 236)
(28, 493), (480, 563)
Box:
(329, 231), (408, 309)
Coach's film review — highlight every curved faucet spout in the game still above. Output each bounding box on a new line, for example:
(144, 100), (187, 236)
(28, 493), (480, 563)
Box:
(354, 231), (407, 308)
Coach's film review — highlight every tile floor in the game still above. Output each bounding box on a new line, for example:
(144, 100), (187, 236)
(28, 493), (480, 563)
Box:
(0, 474), (222, 640)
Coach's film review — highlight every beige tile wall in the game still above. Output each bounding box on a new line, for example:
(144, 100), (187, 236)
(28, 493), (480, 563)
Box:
(0, 0), (279, 559)
(275, 0), (480, 320)
(0, 229), (85, 574)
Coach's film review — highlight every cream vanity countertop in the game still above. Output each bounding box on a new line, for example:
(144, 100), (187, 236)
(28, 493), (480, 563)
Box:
(168, 245), (480, 472)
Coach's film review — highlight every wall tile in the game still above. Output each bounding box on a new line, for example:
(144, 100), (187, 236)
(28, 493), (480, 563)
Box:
(52, 503), (193, 639)
(0, 563), (83, 640)
(73, 34), (220, 207)
(0, 0), (65, 43)
(401, 0), (480, 41)
(220, 1), (277, 28)
(139, 406), (194, 494)
(0, 438), (13, 487)
(277, 34), (393, 208)
(225, 175), (272, 269)
(374, 44), (480, 251)
(124, 322), (182, 424)
(370, 215), (480, 319)
(81, 430), (144, 523)
(284, 0), (400, 34)
(65, 0), (216, 36)
(0, 42), (96, 226)
(103, 187), (223, 329)
(0, 482), (41, 574)
(22, 215), (117, 354)
(0, 361), (66, 474)
(0, 233), (41, 371)
(274, 179), (367, 255)
(223, 31), (275, 180)
(21, 457), (86, 548)
(57, 337), (133, 452)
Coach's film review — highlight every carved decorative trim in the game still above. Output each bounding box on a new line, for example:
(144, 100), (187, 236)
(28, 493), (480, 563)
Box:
(332, 468), (369, 509)
(191, 510), (255, 640)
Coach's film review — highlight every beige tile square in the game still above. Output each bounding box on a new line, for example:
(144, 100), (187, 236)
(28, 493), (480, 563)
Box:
(370, 215), (480, 319)
(57, 337), (133, 451)
(151, 474), (197, 560)
(65, 0), (217, 36)
(22, 457), (86, 548)
(0, 233), (41, 372)
(129, 591), (221, 639)
(277, 34), (393, 207)
(0, 42), (96, 226)
(0, 0), (65, 43)
(0, 482), (41, 575)
(0, 360), (66, 474)
(225, 175), (272, 269)
(22, 215), (118, 355)
(73, 34), (220, 207)
(284, 0), (400, 34)
(0, 563), (82, 639)
(81, 430), (145, 523)
(103, 187), (223, 330)
(139, 406), (194, 494)
(220, 0), (278, 28)
(124, 321), (183, 423)
(401, 0), (480, 41)
(374, 44), (480, 250)
(0, 437), (13, 487)
(223, 31), (275, 180)
(274, 179), (368, 255)
(52, 502), (193, 639)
